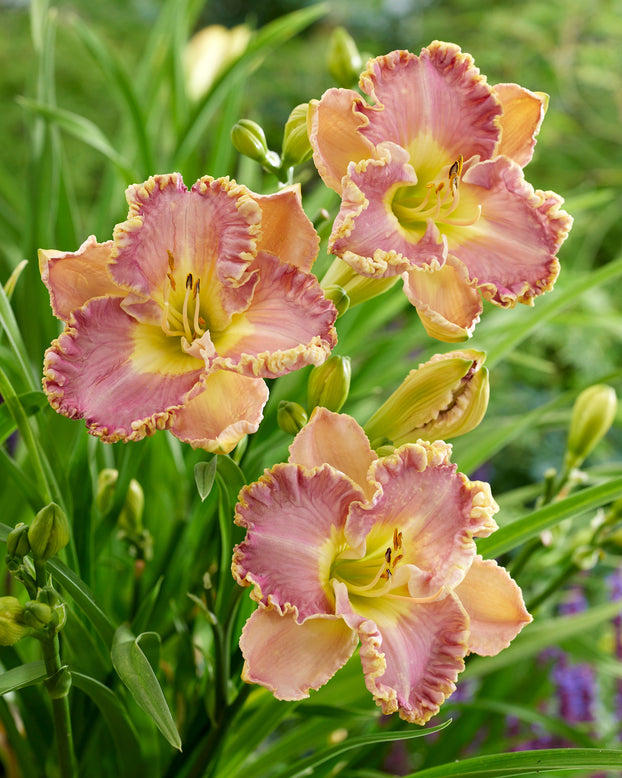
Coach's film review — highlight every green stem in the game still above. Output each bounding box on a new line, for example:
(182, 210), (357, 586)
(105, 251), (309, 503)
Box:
(527, 560), (579, 612)
(41, 632), (76, 778)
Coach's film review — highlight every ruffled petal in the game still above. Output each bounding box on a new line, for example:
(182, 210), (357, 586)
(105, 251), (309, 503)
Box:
(252, 185), (320, 272)
(43, 297), (203, 442)
(454, 555), (532, 656)
(288, 408), (378, 500)
(39, 236), (123, 322)
(240, 605), (358, 700)
(358, 44), (501, 177)
(210, 252), (337, 379)
(232, 463), (361, 620)
(168, 369), (268, 454)
(403, 257), (483, 342)
(345, 442), (498, 594)
(455, 157), (573, 306)
(493, 83), (548, 168)
(308, 88), (377, 193)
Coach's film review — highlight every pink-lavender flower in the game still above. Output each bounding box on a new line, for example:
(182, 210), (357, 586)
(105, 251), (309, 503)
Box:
(309, 42), (573, 341)
(40, 174), (336, 453)
(232, 408), (531, 723)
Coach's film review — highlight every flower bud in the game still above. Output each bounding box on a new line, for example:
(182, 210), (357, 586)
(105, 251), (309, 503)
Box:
(6, 523), (31, 557)
(364, 350), (489, 447)
(184, 24), (251, 101)
(118, 479), (145, 537)
(564, 384), (618, 470)
(321, 258), (399, 308)
(231, 120), (280, 172)
(0, 596), (31, 646)
(277, 401), (308, 436)
(328, 27), (363, 88)
(96, 468), (119, 514)
(28, 503), (70, 562)
(308, 355), (351, 413)
(322, 285), (350, 317)
(281, 103), (313, 167)
(21, 601), (55, 630)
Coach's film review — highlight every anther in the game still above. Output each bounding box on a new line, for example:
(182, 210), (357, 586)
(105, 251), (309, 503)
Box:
(385, 547), (392, 565)
(449, 154), (463, 189)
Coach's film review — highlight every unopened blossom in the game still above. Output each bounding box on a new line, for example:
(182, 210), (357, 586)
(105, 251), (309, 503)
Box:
(309, 42), (573, 341)
(232, 408), (531, 724)
(41, 174), (336, 453)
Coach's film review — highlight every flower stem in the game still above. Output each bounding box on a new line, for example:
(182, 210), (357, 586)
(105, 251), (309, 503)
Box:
(41, 631), (76, 778)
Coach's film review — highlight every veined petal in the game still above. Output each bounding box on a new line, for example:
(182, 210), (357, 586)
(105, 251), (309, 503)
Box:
(308, 88), (377, 193)
(358, 44), (501, 178)
(210, 252), (337, 379)
(39, 236), (123, 322)
(493, 83), (548, 168)
(233, 463), (361, 621)
(240, 605), (358, 700)
(168, 369), (268, 454)
(456, 156), (573, 306)
(454, 556), (532, 656)
(252, 185), (319, 272)
(43, 297), (203, 442)
(289, 407), (378, 500)
(403, 257), (483, 342)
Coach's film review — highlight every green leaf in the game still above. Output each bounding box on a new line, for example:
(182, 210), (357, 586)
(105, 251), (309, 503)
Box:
(406, 747), (622, 777)
(0, 661), (47, 696)
(131, 576), (164, 636)
(111, 625), (181, 751)
(194, 457), (218, 501)
(478, 476), (622, 557)
(0, 391), (47, 444)
(0, 281), (37, 392)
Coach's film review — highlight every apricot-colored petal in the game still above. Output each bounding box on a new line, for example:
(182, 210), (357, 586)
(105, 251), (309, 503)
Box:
(232, 463), (361, 621)
(493, 83), (548, 167)
(39, 236), (123, 322)
(288, 407), (378, 500)
(43, 297), (203, 442)
(308, 89), (376, 193)
(403, 257), (483, 342)
(252, 185), (319, 272)
(240, 606), (358, 700)
(454, 556), (532, 656)
(168, 369), (268, 454)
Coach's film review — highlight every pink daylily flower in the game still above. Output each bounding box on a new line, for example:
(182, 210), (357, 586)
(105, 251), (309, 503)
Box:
(232, 408), (531, 723)
(41, 174), (337, 453)
(308, 42), (573, 341)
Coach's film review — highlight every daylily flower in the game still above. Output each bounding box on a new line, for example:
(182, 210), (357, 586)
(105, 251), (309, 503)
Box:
(41, 173), (336, 453)
(232, 408), (531, 723)
(308, 41), (573, 341)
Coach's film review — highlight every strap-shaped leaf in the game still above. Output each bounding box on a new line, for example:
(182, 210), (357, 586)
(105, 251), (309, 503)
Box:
(0, 661), (47, 696)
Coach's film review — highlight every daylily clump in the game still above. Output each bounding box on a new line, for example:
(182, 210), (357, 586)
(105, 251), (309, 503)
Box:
(232, 409), (531, 724)
(309, 41), (573, 341)
(41, 173), (337, 453)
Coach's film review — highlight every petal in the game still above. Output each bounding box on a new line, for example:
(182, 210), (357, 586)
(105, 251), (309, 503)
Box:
(288, 407), (378, 500)
(493, 83), (548, 167)
(43, 296), (203, 442)
(337, 583), (469, 724)
(403, 257), (483, 342)
(240, 605), (358, 700)
(345, 442), (498, 594)
(358, 44), (501, 177)
(252, 185), (320, 272)
(210, 252), (337, 379)
(232, 463), (361, 620)
(455, 157), (573, 306)
(308, 88), (377, 193)
(454, 556), (532, 656)
(39, 236), (123, 322)
(169, 369), (268, 454)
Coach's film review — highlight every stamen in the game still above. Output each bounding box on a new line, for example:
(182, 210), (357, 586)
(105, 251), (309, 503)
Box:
(448, 154), (463, 190)
(192, 278), (205, 336)
(441, 204), (482, 227)
(385, 547), (392, 565)
(393, 528), (403, 550)
(181, 273), (194, 341)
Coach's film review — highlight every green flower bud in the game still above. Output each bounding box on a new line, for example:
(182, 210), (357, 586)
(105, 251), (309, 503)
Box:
(571, 545), (601, 571)
(321, 258), (399, 308)
(231, 119), (280, 172)
(6, 523), (31, 557)
(564, 384), (618, 470)
(328, 27), (363, 88)
(28, 503), (70, 562)
(281, 103), (313, 167)
(96, 468), (119, 514)
(21, 601), (55, 630)
(0, 596), (31, 646)
(308, 355), (351, 413)
(364, 350), (489, 447)
(118, 479), (145, 537)
(277, 401), (308, 436)
(322, 285), (350, 317)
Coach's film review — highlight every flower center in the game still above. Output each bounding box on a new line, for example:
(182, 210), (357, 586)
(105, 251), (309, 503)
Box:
(160, 251), (207, 342)
(391, 154), (482, 232)
(333, 527), (406, 599)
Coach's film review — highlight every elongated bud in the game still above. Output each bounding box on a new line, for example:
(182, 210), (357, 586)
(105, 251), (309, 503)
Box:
(321, 258), (399, 308)
(118, 479), (145, 537)
(564, 384), (617, 470)
(308, 355), (351, 413)
(96, 468), (119, 514)
(277, 401), (308, 436)
(364, 350), (489, 447)
(0, 596), (31, 645)
(282, 103), (313, 166)
(21, 601), (55, 630)
(231, 119), (281, 172)
(6, 523), (31, 557)
(28, 503), (70, 562)
(322, 285), (350, 317)
(328, 27), (363, 88)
